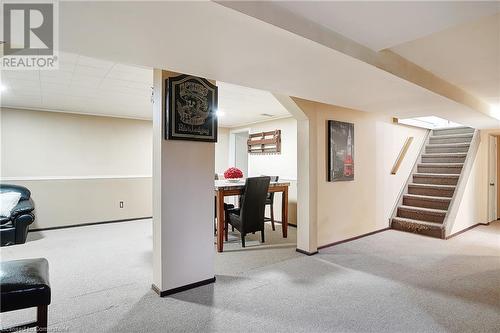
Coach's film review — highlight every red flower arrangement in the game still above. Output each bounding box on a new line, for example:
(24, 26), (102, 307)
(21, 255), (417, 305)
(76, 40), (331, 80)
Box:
(224, 167), (243, 179)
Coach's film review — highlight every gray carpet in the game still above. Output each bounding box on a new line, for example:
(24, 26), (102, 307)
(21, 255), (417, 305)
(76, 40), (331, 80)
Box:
(1, 219), (499, 332)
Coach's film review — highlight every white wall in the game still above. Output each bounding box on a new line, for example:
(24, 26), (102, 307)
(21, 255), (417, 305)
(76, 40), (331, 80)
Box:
(0, 108), (153, 229)
(152, 69), (214, 293)
(234, 131), (249, 177)
(293, 99), (428, 247)
(215, 127), (230, 175)
(231, 117), (298, 225)
(449, 129), (499, 234)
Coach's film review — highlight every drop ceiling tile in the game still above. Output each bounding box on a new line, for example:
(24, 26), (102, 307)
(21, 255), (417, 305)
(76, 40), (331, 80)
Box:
(58, 52), (79, 64)
(4, 78), (40, 89)
(3, 93), (41, 102)
(123, 80), (152, 90)
(99, 86), (143, 97)
(100, 78), (132, 89)
(77, 55), (114, 70)
(41, 82), (70, 91)
(71, 75), (102, 87)
(107, 66), (152, 83)
(65, 88), (99, 98)
(1, 70), (39, 80)
(41, 69), (73, 79)
(111, 63), (148, 74)
(73, 65), (108, 78)
(57, 63), (77, 72)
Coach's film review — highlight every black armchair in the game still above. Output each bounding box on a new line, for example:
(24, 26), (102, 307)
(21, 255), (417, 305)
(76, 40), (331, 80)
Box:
(225, 176), (270, 247)
(1, 184), (35, 246)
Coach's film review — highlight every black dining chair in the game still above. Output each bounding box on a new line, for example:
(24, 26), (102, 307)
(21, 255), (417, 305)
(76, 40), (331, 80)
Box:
(225, 176), (270, 247)
(263, 176), (279, 230)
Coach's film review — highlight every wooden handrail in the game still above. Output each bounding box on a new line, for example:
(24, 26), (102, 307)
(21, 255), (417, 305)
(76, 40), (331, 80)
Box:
(391, 137), (414, 175)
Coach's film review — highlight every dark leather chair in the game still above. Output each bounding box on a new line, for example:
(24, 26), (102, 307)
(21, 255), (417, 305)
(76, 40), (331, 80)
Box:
(0, 258), (51, 332)
(1, 184), (35, 247)
(264, 176), (279, 230)
(225, 176), (270, 247)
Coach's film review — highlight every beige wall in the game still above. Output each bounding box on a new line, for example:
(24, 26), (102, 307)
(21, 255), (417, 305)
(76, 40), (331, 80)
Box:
(232, 117), (297, 179)
(450, 129), (500, 234)
(293, 99), (428, 247)
(1, 108), (152, 177)
(6, 177), (152, 229)
(1, 108), (153, 229)
(215, 127), (230, 175)
(230, 117), (298, 225)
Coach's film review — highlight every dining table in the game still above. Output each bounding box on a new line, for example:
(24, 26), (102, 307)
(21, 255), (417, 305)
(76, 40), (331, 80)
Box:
(215, 179), (290, 252)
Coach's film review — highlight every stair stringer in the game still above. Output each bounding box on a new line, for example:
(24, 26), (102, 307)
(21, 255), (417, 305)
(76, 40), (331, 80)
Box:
(442, 129), (481, 237)
(388, 129), (431, 225)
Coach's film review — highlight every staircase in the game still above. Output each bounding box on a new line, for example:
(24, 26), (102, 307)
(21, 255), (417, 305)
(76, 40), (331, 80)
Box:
(391, 126), (476, 238)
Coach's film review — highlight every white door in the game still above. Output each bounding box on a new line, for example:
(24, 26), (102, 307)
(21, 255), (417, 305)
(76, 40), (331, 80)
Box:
(488, 136), (498, 222)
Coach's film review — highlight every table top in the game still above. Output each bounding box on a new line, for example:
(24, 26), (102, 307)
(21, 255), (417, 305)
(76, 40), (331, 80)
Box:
(215, 179), (290, 191)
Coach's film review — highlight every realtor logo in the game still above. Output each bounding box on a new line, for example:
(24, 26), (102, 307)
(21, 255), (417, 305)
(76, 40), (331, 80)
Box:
(2, 1), (58, 69)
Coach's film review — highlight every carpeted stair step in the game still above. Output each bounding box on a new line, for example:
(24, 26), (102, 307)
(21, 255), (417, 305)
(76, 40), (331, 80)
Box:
(432, 127), (475, 136)
(413, 173), (459, 185)
(391, 217), (445, 238)
(403, 194), (451, 210)
(397, 205), (447, 223)
(417, 163), (463, 174)
(421, 153), (467, 163)
(425, 143), (470, 154)
(408, 183), (456, 197)
(429, 133), (473, 144)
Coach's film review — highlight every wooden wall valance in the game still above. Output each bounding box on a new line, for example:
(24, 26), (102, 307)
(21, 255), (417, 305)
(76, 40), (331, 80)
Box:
(247, 130), (281, 155)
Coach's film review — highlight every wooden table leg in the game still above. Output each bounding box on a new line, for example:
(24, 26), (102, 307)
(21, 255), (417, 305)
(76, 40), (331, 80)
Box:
(216, 190), (225, 252)
(282, 187), (288, 238)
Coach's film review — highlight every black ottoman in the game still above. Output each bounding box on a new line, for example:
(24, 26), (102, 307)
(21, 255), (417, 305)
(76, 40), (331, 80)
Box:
(0, 258), (51, 332)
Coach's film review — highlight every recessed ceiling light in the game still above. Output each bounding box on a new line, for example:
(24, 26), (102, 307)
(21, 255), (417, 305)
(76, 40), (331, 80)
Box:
(0, 84), (7, 92)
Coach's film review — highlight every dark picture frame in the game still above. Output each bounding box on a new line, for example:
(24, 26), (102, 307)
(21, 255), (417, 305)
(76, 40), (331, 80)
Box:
(327, 120), (354, 182)
(165, 74), (218, 142)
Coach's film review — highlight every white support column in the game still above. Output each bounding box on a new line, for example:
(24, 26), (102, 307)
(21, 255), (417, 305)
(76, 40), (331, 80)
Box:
(273, 94), (318, 254)
(152, 69), (215, 295)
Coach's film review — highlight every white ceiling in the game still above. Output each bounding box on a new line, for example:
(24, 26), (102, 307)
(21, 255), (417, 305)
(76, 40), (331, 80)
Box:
(273, 1), (500, 51)
(0, 52), (152, 119)
(392, 13), (500, 106)
(52, 1), (498, 128)
(217, 82), (290, 127)
(0, 52), (290, 127)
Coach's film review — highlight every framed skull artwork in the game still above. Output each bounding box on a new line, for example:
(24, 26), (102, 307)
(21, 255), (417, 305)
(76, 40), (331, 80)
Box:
(165, 74), (218, 142)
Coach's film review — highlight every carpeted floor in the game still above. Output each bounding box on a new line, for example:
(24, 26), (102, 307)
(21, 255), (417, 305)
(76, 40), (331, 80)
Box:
(1, 219), (499, 332)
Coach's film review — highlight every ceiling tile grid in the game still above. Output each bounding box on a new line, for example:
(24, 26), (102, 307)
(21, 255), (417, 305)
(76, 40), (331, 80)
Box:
(1, 52), (290, 126)
(1, 52), (153, 119)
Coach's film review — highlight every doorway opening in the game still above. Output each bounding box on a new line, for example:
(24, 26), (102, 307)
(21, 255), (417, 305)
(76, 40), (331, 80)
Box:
(233, 130), (249, 177)
(488, 135), (499, 222)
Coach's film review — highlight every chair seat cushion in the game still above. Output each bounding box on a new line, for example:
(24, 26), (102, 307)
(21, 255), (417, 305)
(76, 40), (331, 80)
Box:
(0, 258), (51, 312)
